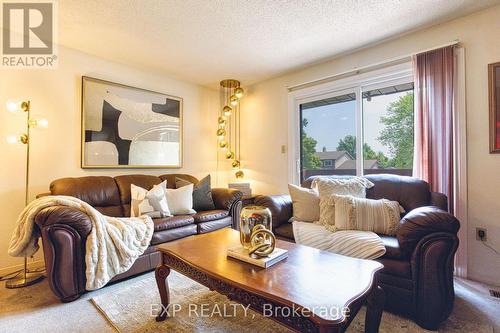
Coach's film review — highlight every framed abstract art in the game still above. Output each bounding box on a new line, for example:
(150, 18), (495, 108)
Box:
(489, 62), (500, 153)
(81, 76), (183, 168)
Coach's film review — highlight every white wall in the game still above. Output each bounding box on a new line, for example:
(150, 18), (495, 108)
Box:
(0, 46), (218, 273)
(241, 5), (500, 286)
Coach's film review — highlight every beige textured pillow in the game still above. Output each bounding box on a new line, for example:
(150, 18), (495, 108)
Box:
(313, 177), (374, 228)
(328, 194), (403, 236)
(288, 184), (320, 222)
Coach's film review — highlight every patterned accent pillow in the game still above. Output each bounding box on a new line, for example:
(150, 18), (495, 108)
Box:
(176, 175), (215, 211)
(312, 177), (374, 228)
(130, 181), (171, 218)
(328, 194), (404, 236)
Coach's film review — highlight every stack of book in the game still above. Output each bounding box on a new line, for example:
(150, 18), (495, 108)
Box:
(228, 182), (252, 197)
(227, 246), (288, 268)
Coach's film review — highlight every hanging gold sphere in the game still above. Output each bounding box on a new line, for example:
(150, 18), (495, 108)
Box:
(216, 128), (226, 138)
(226, 151), (234, 159)
(218, 116), (226, 125)
(235, 170), (244, 179)
(230, 95), (238, 106)
(223, 105), (232, 116)
(234, 87), (244, 99)
(232, 160), (240, 168)
(219, 141), (227, 150)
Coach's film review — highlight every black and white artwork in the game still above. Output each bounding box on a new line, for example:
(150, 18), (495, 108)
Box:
(81, 77), (182, 168)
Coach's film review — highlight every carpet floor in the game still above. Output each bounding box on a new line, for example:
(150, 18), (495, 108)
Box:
(0, 271), (499, 333)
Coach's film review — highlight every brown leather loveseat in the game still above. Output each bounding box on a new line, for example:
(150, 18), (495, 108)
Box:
(34, 174), (242, 302)
(254, 174), (460, 330)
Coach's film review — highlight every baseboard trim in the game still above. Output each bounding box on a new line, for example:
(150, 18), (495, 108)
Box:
(0, 259), (45, 277)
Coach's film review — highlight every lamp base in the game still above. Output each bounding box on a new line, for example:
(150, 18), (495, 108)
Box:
(5, 271), (44, 289)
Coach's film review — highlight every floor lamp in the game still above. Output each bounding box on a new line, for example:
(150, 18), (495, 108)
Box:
(5, 100), (47, 288)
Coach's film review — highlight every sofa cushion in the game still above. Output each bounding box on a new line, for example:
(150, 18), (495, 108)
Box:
(377, 257), (412, 278)
(274, 223), (294, 241)
(379, 235), (407, 259)
(153, 215), (195, 232)
(365, 174), (431, 213)
(192, 210), (228, 223)
(50, 176), (123, 216)
(151, 224), (197, 245)
(159, 174), (198, 188)
(197, 217), (232, 234)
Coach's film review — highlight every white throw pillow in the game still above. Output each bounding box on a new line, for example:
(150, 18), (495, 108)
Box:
(328, 194), (404, 236)
(166, 183), (196, 215)
(288, 184), (320, 223)
(313, 177), (374, 228)
(131, 181), (171, 218)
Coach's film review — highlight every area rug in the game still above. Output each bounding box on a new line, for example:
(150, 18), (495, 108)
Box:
(90, 271), (495, 333)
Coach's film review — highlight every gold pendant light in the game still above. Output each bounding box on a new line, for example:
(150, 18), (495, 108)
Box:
(218, 79), (244, 179)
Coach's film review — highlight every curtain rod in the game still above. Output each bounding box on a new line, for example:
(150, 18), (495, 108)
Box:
(288, 40), (460, 92)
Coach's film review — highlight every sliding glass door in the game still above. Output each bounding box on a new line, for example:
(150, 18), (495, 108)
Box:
(295, 71), (414, 183)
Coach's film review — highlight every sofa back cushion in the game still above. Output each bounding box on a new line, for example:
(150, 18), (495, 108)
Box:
(115, 175), (162, 216)
(50, 176), (123, 216)
(303, 174), (431, 214)
(159, 174), (198, 188)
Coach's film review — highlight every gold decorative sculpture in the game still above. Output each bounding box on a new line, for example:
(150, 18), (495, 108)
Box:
(248, 225), (276, 258)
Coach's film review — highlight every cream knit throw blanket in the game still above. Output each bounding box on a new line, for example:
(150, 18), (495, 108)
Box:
(292, 221), (386, 260)
(8, 195), (154, 290)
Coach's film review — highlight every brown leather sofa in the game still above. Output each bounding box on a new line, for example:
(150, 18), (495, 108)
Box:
(254, 174), (460, 330)
(34, 174), (242, 302)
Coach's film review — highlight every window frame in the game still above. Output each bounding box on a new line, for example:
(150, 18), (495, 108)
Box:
(288, 62), (413, 185)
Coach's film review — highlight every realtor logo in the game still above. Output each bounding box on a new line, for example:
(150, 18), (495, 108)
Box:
(1, 1), (58, 68)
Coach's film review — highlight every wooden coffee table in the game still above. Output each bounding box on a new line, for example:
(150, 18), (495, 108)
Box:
(155, 228), (384, 333)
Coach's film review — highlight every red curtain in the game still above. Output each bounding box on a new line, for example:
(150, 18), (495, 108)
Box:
(412, 46), (455, 213)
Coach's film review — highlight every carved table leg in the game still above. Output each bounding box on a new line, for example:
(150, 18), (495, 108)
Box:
(365, 285), (385, 333)
(155, 264), (171, 322)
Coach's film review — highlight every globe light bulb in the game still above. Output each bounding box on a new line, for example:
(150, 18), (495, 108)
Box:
(6, 100), (20, 113)
(234, 87), (244, 99)
(223, 106), (232, 116)
(230, 95), (238, 106)
(6, 135), (19, 144)
(37, 118), (49, 129)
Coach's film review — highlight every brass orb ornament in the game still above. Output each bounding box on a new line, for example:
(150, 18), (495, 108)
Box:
(216, 128), (226, 138)
(219, 140), (227, 150)
(234, 87), (244, 99)
(218, 116), (226, 126)
(226, 151), (235, 159)
(235, 170), (244, 179)
(231, 160), (240, 168)
(223, 105), (232, 116)
(230, 95), (238, 106)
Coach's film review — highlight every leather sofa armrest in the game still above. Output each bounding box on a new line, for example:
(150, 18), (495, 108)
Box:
(35, 206), (93, 239)
(254, 194), (293, 228)
(397, 206), (459, 255)
(36, 192), (51, 199)
(430, 192), (448, 211)
(211, 188), (243, 211)
(35, 206), (92, 302)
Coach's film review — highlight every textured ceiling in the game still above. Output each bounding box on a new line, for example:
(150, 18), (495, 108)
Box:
(59, 0), (499, 87)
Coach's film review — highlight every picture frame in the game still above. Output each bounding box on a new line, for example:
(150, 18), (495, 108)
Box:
(489, 61), (500, 153)
(81, 76), (183, 168)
